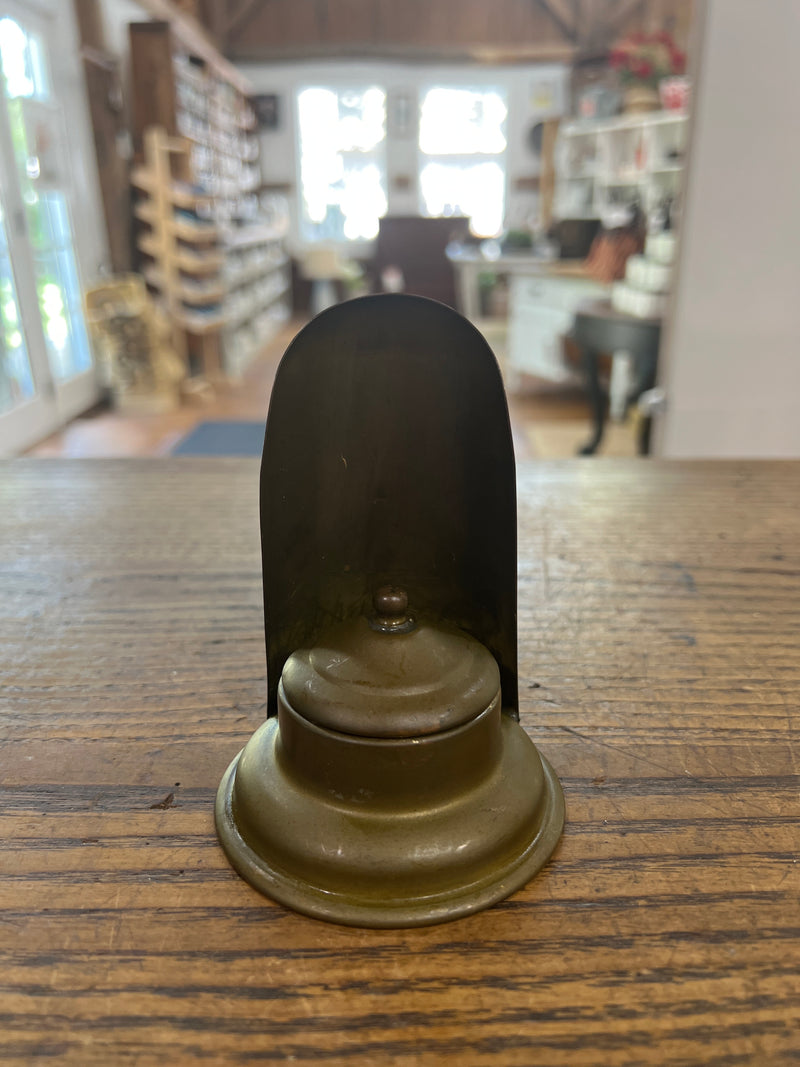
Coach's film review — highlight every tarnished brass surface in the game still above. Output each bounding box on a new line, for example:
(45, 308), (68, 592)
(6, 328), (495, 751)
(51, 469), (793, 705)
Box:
(215, 691), (565, 928)
(215, 295), (565, 926)
(281, 592), (500, 738)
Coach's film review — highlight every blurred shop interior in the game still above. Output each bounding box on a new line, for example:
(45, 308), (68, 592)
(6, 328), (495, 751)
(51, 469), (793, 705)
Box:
(0, 0), (797, 460)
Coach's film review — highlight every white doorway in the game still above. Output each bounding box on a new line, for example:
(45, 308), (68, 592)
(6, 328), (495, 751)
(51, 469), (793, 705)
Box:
(0, 0), (102, 455)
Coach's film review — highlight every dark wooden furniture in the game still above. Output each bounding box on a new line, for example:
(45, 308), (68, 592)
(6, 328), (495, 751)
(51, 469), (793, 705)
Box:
(1, 459), (798, 1064)
(128, 20), (253, 156)
(372, 215), (471, 308)
(573, 299), (662, 455)
(81, 48), (132, 273)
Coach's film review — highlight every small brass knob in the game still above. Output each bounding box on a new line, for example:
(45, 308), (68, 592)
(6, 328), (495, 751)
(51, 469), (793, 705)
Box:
(370, 585), (415, 633)
(373, 585), (408, 617)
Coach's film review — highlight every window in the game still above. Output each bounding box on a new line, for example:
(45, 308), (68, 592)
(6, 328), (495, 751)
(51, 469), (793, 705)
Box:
(297, 86), (387, 242)
(418, 87), (508, 238)
(0, 198), (32, 415)
(0, 15), (91, 381)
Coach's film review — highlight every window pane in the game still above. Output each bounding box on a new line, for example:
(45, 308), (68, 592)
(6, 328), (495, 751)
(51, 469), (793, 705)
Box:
(419, 88), (507, 155)
(0, 17), (49, 101)
(0, 201), (34, 415)
(0, 19), (91, 382)
(418, 87), (508, 238)
(32, 227), (91, 380)
(420, 160), (505, 239)
(298, 86), (387, 242)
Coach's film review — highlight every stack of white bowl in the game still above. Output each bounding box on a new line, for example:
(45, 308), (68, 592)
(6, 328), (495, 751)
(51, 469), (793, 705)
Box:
(612, 231), (676, 318)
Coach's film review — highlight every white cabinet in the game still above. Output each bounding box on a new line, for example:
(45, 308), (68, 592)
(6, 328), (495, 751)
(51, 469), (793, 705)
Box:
(507, 273), (609, 387)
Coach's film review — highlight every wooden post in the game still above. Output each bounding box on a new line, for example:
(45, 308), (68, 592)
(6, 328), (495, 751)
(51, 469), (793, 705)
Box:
(144, 127), (189, 369)
(540, 119), (561, 231)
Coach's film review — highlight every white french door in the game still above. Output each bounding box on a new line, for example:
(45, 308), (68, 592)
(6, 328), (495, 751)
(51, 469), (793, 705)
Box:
(0, 0), (99, 455)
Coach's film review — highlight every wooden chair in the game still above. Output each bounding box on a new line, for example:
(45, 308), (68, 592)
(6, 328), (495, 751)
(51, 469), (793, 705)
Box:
(371, 216), (471, 309)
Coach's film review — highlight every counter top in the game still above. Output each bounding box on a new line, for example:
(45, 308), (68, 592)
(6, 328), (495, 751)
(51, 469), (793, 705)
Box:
(446, 245), (596, 317)
(1, 459), (798, 1065)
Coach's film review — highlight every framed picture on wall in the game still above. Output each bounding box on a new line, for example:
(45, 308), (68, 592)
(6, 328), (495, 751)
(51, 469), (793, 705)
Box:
(254, 94), (281, 131)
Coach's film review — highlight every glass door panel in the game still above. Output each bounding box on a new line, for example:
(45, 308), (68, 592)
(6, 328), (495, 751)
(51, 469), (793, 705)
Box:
(0, 14), (92, 386)
(29, 207), (92, 380)
(0, 3), (99, 452)
(0, 196), (33, 414)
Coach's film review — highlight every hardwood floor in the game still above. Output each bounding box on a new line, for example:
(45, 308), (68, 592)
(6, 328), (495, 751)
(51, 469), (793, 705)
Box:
(28, 321), (296, 460)
(27, 318), (627, 460)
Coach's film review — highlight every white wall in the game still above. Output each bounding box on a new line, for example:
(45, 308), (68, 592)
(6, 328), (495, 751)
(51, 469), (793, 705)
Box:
(237, 60), (568, 254)
(655, 0), (800, 457)
(99, 0), (146, 58)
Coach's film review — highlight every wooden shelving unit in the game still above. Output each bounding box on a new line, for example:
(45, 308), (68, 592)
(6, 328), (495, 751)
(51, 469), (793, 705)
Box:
(129, 19), (291, 378)
(133, 127), (224, 378)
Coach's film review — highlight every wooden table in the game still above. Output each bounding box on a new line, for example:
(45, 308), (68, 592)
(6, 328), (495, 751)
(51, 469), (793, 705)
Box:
(2, 459), (798, 1065)
(446, 244), (594, 320)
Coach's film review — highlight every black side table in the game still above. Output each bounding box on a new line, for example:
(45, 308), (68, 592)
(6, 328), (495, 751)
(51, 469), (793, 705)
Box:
(572, 300), (662, 455)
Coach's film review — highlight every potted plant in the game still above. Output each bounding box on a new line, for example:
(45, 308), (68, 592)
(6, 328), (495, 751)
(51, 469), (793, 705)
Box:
(609, 31), (687, 114)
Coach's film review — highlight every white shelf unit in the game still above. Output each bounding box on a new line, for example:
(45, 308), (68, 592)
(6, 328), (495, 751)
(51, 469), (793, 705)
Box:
(220, 221), (292, 377)
(555, 110), (688, 220)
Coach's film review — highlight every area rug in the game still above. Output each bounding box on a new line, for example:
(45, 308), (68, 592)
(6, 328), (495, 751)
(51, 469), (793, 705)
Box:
(171, 420), (266, 456)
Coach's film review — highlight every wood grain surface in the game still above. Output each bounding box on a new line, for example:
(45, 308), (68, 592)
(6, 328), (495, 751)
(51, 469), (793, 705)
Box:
(0, 459), (798, 1066)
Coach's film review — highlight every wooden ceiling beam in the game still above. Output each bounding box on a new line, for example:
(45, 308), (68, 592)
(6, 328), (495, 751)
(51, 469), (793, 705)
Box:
(221, 0), (597, 63)
(226, 41), (576, 64)
(607, 0), (647, 35)
(227, 0), (266, 40)
(197, 0), (229, 50)
(571, 0), (648, 57)
(535, 0), (578, 42)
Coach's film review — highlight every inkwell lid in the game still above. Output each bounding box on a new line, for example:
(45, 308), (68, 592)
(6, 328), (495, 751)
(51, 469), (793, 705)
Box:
(281, 585), (501, 739)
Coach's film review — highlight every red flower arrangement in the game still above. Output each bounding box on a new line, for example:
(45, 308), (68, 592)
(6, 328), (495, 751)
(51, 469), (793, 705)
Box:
(610, 30), (687, 88)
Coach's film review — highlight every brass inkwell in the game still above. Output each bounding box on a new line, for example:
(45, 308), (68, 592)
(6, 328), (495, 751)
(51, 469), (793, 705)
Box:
(216, 294), (564, 927)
